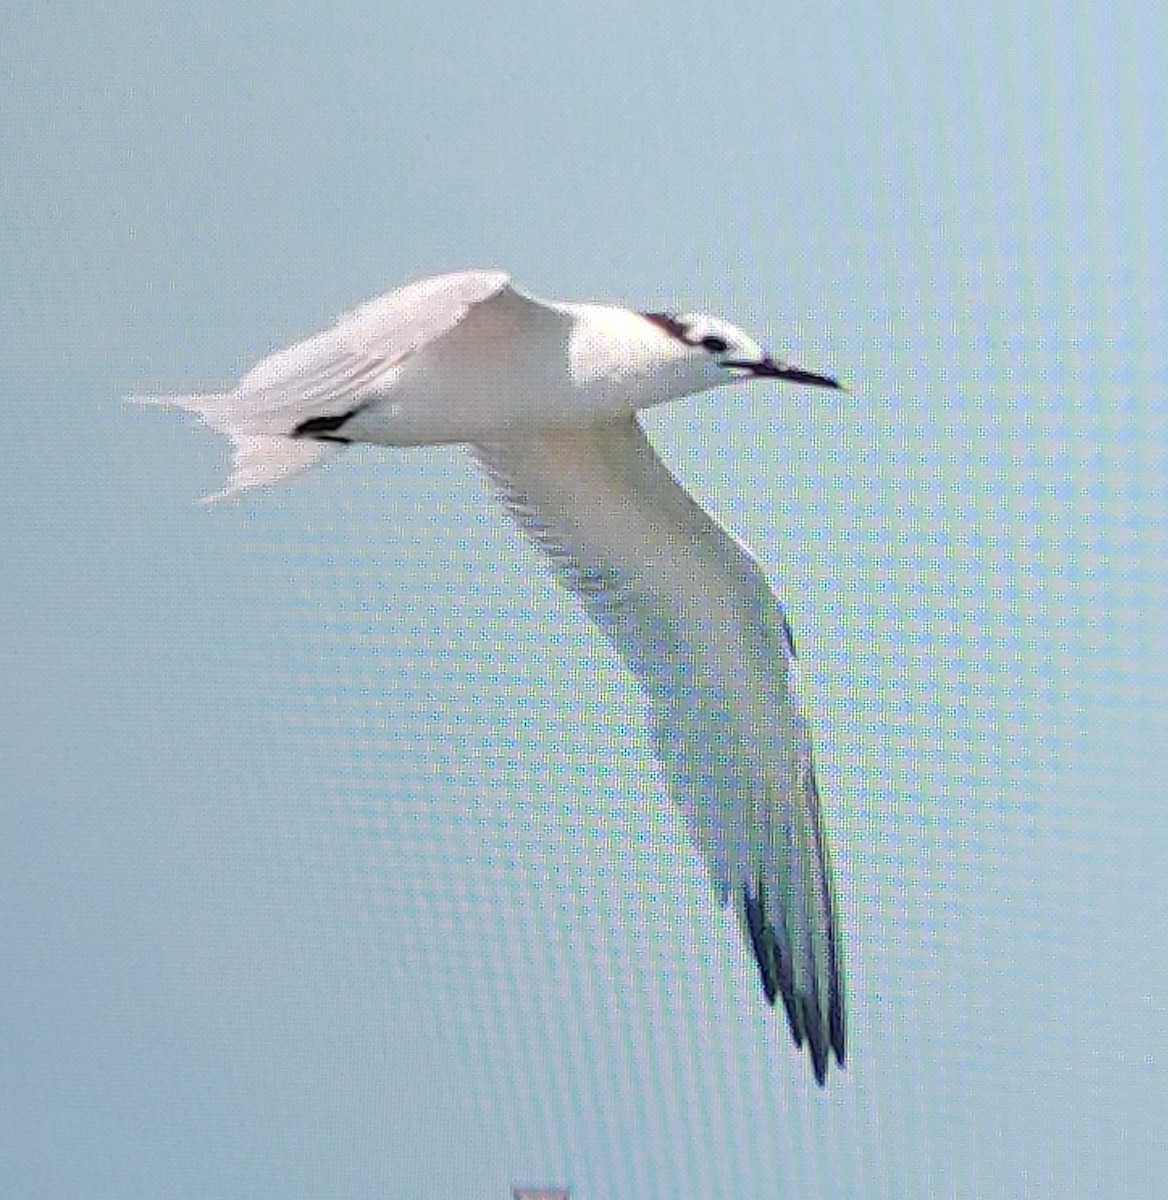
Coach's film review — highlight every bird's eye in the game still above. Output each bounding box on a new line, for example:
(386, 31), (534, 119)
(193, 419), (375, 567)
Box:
(700, 335), (729, 354)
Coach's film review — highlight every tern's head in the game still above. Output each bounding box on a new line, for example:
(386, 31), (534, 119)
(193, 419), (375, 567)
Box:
(641, 311), (842, 391)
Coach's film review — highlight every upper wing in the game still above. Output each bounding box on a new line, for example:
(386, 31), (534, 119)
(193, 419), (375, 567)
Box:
(222, 269), (516, 434)
(473, 418), (845, 1083)
(133, 270), (517, 499)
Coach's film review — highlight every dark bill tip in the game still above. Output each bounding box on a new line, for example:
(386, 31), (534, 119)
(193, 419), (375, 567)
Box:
(752, 357), (845, 389)
(781, 367), (846, 390)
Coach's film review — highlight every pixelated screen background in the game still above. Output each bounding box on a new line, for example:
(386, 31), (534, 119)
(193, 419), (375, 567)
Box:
(2, 3), (1165, 1196)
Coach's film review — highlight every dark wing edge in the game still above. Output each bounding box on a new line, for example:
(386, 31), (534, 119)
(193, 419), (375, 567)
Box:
(471, 418), (846, 1084)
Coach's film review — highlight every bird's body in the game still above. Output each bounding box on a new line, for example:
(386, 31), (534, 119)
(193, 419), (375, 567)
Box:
(137, 269), (848, 1084)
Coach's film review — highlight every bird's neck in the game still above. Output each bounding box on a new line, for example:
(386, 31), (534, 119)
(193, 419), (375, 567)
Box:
(561, 303), (713, 414)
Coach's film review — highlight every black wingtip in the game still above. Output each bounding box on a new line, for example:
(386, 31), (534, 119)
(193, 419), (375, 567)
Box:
(830, 988), (847, 1066)
(742, 886), (772, 989)
(743, 882), (848, 1085)
(811, 1051), (828, 1088)
(803, 996), (831, 1086)
(743, 883), (805, 1053)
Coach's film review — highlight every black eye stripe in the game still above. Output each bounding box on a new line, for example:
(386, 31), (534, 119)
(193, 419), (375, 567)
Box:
(641, 311), (689, 340)
(641, 313), (733, 356)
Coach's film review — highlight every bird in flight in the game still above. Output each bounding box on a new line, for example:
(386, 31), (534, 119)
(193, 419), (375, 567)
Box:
(136, 270), (848, 1084)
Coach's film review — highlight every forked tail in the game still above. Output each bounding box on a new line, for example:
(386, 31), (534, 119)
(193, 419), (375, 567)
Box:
(130, 390), (340, 501)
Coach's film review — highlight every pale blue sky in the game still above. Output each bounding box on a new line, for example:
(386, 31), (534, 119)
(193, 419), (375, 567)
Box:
(2, 2), (1166, 1197)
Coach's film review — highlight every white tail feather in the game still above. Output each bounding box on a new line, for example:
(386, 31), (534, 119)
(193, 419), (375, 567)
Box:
(200, 434), (340, 503)
(128, 390), (233, 426)
(130, 391), (340, 501)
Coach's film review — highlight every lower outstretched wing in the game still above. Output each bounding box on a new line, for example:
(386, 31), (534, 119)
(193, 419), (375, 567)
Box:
(473, 418), (845, 1083)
